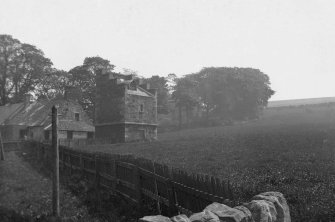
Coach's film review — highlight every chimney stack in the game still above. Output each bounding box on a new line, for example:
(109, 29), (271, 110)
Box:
(139, 82), (150, 90)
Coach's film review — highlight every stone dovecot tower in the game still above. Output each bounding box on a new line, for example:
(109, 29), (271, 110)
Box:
(95, 70), (158, 143)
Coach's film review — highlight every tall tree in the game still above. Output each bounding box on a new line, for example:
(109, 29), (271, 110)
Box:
(69, 56), (115, 120)
(0, 35), (20, 105)
(172, 77), (199, 128)
(186, 67), (275, 121)
(0, 35), (52, 105)
(35, 68), (70, 100)
(166, 73), (177, 93)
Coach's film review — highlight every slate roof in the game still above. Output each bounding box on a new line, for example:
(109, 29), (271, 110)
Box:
(0, 103), (24, 124)
(127, 88), (153, 97)
(1, 98), (94, 132)
(44, 120), (94, 132)
(6, 101), (48, 126)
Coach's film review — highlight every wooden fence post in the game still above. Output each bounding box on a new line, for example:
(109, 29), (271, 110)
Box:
(95, 155), (101, 210)
(51, 105), (60, 217)
(69, 152), (72, 176)
(112, 157), (117, 191)
(133, 165), (142, 213)
(152, 162), (161, 214)
(79, 153), (83, 174)
(95, 155), (100, 185)
(0, 132), (5, 161)
(167, 178), (177, 216)
(228, 180), (234, 201)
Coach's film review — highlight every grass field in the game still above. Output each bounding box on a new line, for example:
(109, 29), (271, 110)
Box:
(81, 103), (335, 221)
(0, 152), (93, 221)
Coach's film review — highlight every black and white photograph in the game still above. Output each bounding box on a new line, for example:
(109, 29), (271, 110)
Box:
(0, 0), (334, 221)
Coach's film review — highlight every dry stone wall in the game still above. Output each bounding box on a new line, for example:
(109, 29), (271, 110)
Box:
(140, 191), (290, 222)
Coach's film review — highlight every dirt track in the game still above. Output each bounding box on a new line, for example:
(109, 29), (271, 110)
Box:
(0, 151), (90, 220)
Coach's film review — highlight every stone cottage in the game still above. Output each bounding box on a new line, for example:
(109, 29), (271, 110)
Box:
(0, 95), (94, 142)
(95, 70), (157, 143)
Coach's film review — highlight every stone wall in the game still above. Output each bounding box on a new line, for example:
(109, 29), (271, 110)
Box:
(95, 71), (158, 142)
(140, 191), (291, 222)
(125, 91), (157, 124)
(58, 130), (68, 139)
(125, 124), (157, 142)
(95, 73), (126, 125)
(94, 124), (125, 143)
(73, 131), (88, 139)
(0, 125), (27, 141)
(57, 100), (92, 123)
(28, 126), (44, 141)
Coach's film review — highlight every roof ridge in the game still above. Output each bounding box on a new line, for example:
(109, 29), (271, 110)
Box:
(137, 86), (155, 97)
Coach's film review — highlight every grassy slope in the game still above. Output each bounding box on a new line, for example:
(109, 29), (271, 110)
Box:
(80, 104), (335, 221)
(0, 152), (92, 221)
(268, 97), (335, 107)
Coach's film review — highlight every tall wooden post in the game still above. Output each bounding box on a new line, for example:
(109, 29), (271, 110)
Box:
(167, 179), (177, 216)
(152, 162), (161, 214)
(133, 165), (142, 214)
(0, 132), (5, 161)
(52, 106), (60, 217)
(95, 155), (101, 210)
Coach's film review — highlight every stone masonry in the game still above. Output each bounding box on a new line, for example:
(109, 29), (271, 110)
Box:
(95, 70), (158, 143)
(140, 191), (291, 222)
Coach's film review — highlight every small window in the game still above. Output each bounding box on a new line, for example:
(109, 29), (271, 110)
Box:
(139, 104), (144, 113)
(19, 129), (27, 139)
(67, 131), (73, 139)
(75, 113), (80, 121)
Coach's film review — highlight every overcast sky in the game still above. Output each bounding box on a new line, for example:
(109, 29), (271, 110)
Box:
(1, 0), (334, 100)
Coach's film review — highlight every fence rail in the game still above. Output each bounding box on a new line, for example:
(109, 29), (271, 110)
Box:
(27, 141), (233, 216)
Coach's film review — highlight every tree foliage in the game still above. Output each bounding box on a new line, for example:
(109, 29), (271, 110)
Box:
(35, 68), (70, 100)
(0, 35), (52, 105)
(0, 34), (275, 127)
(69, 56), (115, 120)
(172, 77), (199, 127)
(172, 67), (275, 126)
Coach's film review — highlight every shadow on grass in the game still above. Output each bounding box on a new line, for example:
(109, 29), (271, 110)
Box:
(0, 206), (61, 222)
(0, 206), (33, 222)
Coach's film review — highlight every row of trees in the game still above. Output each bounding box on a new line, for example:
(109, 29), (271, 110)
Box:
(0, 34), (275, 126)
(0, 35), (172, 119)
